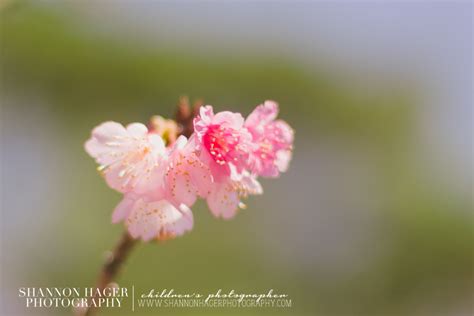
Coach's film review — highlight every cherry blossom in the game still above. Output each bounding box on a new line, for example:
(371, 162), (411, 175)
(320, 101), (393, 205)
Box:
(85, 121), (166, 194)
(245, 101), (294, 178)
(85, 100), (294, 241)
(193, 106), (252, 181)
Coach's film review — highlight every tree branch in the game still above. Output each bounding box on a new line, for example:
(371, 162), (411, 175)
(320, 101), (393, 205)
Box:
(81, 232), (136, 316)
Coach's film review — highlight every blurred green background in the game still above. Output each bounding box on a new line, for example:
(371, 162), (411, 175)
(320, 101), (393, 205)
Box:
(1, 1), (472, 316)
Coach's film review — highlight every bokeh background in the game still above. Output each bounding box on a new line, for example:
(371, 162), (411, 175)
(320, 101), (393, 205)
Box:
(1, 1), (472, 316)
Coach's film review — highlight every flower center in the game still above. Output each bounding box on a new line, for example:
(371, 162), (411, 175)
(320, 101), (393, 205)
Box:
(202, 124), (239, 165)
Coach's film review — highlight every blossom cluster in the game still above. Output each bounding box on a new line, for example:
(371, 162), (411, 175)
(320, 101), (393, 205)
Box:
(85, 101), (294, 241)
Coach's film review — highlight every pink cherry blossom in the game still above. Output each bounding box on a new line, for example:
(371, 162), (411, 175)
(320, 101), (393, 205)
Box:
(85, 100), (294, 241)
(113, 193), (193, 241)
(85, 121), (167, 194)
(193, 106), (252, 181)
(244, 101), (294, 178)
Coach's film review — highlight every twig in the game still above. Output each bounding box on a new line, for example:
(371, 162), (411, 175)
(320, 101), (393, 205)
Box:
(175, 96), (202, 138)
(80, 232), (136, 316)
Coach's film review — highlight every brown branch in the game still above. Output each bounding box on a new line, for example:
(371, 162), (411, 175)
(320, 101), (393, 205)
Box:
(81, 232), (136, 316)
(79, 98), (200, 316)
(96, 232), (136, 294)
(175, 96), (202, 137)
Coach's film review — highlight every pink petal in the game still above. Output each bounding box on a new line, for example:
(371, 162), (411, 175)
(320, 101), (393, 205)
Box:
(126, 198), (193, 241)
(213, 111), (244, 129)
(199, 105), (214, 123)
(275, 149), (292, 173)
(85, 121), (167, 194)
(194, 105), (214, 135)
(85, 121), (129, 165)
(207, 181), (240, 219)
(148, 134), (166, 153)
(112, 193), (137, 223)
(165, 136), (213, 205)
(271, 120), (294, 148)
(91, 121), (129, 143)
(240, 172), (263, 195)
(166, 161), (198, 207)
(245, 100), (279, 135)
(243, 101), (294, 178)
(126, 123), (148, 138)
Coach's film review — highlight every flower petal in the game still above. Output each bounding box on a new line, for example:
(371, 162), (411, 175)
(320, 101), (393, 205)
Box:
(85, 121), (167, 194)
(112, 193), (137, 223)
(213, 111), (244, 129)
(207, 181), (240, 219)
(166, 135), (213, 205)
(126, 198), (193, 241)
(194, 105), (214, 135)
(275, 149), (292, 173)
(126, 123), (149, 138)
(245, 100), (279, 135)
